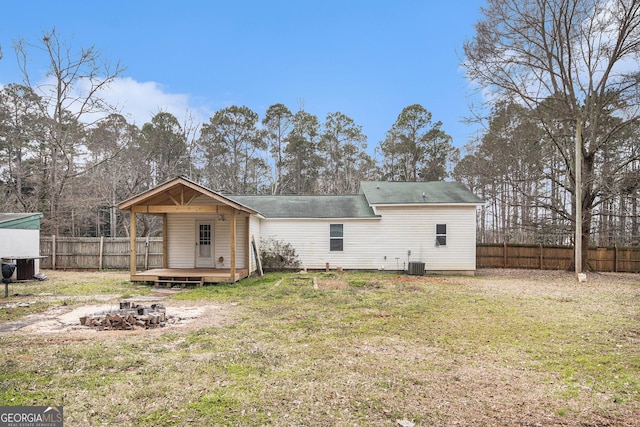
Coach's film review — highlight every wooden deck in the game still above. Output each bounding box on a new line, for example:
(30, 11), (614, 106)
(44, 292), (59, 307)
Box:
(131, 268), (249, 286)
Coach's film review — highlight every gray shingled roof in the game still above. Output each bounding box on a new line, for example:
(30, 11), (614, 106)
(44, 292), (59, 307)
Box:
(360, 181), (484, 205)
(227, 194), (378, 219)
(227, 182), (482, 219)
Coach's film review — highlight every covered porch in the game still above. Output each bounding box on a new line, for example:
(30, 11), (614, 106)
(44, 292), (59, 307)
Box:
(118, 177), (259, 284)
(132, 268), (250, 287)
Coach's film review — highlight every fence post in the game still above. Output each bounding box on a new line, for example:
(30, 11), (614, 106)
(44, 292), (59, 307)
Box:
(539, 243), (543, 270)
(144, 236), (150, 271)
(503, 242), (508, 268)
(99, 236), (104, 270)
(614, 244), (618, 273)
(51, 235), (56, 270)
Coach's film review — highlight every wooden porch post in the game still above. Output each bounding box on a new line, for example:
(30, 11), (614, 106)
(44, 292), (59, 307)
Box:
(245, 216), (250, 273)
(230, 210), (236, 282)
(129, 211), (137, 276)
(162, 213), (168, 268)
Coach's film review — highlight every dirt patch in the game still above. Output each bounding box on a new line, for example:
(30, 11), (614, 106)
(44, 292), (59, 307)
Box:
(1, 295), (236, 336)
(457, 268), (640, 303)
(317, 278), (349, 290)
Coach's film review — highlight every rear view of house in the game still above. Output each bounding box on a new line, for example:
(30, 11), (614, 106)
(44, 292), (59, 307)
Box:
(232, 181), (483, 275)
(119, 178), (483, 284)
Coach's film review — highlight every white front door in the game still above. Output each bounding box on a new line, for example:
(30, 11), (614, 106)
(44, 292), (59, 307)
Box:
(195, 221), (214, 267)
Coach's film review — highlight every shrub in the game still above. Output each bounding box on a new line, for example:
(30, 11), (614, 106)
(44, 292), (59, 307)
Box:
(259, 238), (301, 271)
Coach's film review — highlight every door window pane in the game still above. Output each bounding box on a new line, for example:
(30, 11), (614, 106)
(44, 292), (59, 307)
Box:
(199, 224), (211, 257)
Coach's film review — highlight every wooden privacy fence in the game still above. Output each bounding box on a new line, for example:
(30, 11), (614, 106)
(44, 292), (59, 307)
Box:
(477, 243), (640, 273)
(38, 237), (640, 273)
(40, 236), (163, 270)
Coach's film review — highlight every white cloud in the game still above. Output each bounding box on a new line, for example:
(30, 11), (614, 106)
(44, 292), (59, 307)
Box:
(29, 75), (208, 131)
(100, 77), (207, 129)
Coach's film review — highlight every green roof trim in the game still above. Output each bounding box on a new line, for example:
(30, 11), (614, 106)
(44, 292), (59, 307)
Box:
(0, 213), (44, 230)
(227, 194), (378, 219)
(360, 181), (484, 205)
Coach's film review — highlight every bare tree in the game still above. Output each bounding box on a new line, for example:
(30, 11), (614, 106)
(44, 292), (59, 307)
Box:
(13, 28), (124, 234)
(87, 114), (143, 236)
(463, 0), (640, 268)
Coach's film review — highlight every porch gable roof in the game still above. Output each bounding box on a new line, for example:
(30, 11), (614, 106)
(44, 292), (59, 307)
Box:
(117, 176), (257, 214)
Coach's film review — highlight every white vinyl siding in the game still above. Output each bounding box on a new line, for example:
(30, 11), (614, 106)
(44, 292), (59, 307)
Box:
(257, 205), (477, 271)
(166, 211), (249, 269)
(372, 206), (476, 271)
(258, 218), (375, 269)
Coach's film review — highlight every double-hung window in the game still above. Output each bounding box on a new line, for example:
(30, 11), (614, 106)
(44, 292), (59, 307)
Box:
(436, 224), (447, 246)
(330, 224), (344, 251)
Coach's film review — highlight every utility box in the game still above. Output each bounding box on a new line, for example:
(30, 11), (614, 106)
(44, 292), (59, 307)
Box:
(407, 261), (425, 276)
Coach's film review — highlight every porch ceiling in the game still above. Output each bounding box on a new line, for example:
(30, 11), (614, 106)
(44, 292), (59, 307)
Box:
(140, 183), (201, 207)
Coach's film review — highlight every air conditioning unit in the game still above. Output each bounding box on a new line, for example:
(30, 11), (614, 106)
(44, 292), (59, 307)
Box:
(407, 261), (425, 276)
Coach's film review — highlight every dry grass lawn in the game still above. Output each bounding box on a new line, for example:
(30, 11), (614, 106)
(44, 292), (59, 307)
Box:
(0, 268), (638, 426)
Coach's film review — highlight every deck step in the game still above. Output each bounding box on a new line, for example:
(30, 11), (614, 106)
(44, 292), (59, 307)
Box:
(155, 276), (204, 288)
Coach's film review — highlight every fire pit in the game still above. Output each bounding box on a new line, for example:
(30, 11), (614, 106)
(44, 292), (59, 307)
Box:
(80, 301), (170, 330)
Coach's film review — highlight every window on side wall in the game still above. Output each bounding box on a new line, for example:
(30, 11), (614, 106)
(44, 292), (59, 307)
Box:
(436, 223), (447, 246)
(330, 224), (344, 251)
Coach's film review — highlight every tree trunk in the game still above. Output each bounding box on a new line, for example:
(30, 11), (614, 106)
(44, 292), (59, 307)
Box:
(582, 207), (592, 271)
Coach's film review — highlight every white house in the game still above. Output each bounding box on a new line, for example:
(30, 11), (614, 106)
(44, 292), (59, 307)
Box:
(118, 177), (483, 284)
(0, 213), (44, 281)
(232, 181), (483, 274)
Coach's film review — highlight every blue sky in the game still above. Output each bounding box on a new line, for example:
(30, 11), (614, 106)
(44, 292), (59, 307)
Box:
(0, 0), (486, 155)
